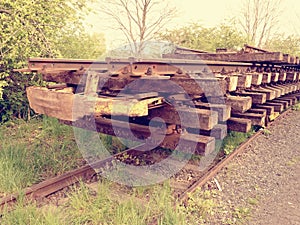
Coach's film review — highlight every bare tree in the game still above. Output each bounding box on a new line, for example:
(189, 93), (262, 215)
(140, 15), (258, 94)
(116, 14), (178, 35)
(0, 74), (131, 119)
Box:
(239, 0), (282, 47)
(98, 0), (176, 56)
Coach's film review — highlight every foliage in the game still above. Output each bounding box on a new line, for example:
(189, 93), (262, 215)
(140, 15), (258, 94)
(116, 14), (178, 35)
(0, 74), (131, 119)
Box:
(55, 31), (106, 59)
(264, 34), (300, 55)
(0, 0), (105, 122)
(158, 23), (247, 52)
(222, 129), (255, 155)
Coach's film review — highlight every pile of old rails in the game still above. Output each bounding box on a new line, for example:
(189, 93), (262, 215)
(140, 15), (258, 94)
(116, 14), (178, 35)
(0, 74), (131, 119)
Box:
(163, 44), (300, 132)
(20, 45), (300, 155)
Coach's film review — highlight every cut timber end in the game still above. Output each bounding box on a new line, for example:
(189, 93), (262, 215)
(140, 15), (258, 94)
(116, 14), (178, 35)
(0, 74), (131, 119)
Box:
(279, 72), (287, 81)
(250, 73), (263, 86)
(194, 102), (231, 122)
(254, 105), (275, 116)
(271, 73), (279, 82)
(215, 74), (238, 92)
(179, 134), (216, 155)
(231, 74), (252, 88)
(26, 86), (164, 119)
(231, 112), (266, 127)
(286, 72), (297, 81)
(226, 95), (252, 113)
(263, 86), (282, 98)
(264, 102), (284, 112)
(249, 88), (276, 100)
(262, 73), (272, 84)
(26, 86), (75, 121)
(227, 117), (252, 133)
(237, 91), (267, 104)
(148, 105), (218, 131)
(271, 99), (290, 109)
(188, 124), (228, 140)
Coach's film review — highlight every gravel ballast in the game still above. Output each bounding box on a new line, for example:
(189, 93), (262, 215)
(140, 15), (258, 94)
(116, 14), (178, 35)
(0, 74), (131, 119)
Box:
(197, 109), (300, 224)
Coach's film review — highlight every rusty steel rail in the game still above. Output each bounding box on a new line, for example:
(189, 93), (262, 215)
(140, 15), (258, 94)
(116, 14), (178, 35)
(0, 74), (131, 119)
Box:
(177, 107), (294, 202)
(0, 145), (145, 212)
(25, 57), (285, 74)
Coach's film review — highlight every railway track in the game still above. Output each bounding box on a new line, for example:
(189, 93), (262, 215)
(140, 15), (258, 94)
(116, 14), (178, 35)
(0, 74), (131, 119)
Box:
(0, 98), (297, 212)
(3, 44), (300, 212)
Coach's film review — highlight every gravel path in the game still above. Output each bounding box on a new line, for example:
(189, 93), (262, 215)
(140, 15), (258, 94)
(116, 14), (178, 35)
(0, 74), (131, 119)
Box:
(201, 109), (300, 225)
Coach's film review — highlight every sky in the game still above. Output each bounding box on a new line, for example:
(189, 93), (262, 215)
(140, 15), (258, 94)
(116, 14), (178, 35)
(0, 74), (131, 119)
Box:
(85, 0), (300, 50)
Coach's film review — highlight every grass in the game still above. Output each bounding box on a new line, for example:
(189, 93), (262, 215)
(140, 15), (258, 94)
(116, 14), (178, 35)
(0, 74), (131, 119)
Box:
(0, 116), (83, 194)
(0, 178), (222, 225)
(0, 117), (263, 224)
(292, 103), (300, 111)
(221, 128), (256, 155)
(1, 181), (188, 225)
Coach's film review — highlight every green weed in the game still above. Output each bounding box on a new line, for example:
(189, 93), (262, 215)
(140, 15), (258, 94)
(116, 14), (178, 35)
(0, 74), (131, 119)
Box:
(222, 129), (255, 155)
(292, 103), (300, 111)
(0, 116), (83, 194)
(248, 197), (259, 205)
(233, 206), (251, 219)
(262, 128), (271, 136)
(1, 196), (64, 225)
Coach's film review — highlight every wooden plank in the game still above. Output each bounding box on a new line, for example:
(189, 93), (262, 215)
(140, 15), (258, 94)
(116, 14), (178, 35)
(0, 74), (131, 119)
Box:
(194, 102), (231, 122)
(262, 73), (271, 83)
(279, 96), (297, 105)
(234, 91), (266, 104)
(246, 87), (276, 100)
(271, 72), (279, 82)
(169, 77), (227, 96)
(287, 93), (300, 101)
(250, 73), (263, 86)
(247, 108), (267, 117)
(230, 74), (252, 88)
(231, 112), (266, 127)
(275, 84), (293, 94)
(27, 86), (166, 119)
(264, 102), (284, 112)
(269, 84), (286, 95)
(278, 72), (287, 81)
(263, 85), (282, 97)
(42, 69), (228, 96)
(188, 124), (227, 140)
(290, 56), (296, 64)
(286, 72), (297, 81)
(148, 105), (218, 130)
(215, 75), (238, 92)
(283, 54), (290, 63)
(271, 99), (289, 109)
(27, 86), (75, 121)
(226, 96), (252, 113)
(77, 116), (216, 155)
(253, 105), (275, 116)
(227, 117), (252, 133)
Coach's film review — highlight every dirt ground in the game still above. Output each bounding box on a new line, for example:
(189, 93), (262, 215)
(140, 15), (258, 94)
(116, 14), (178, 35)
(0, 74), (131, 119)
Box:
(203, 109), (300, 225)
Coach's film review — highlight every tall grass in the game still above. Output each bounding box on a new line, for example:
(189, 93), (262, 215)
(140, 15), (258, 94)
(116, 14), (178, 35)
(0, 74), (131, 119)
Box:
(66, 181), (186, 225)
(0, 116), (83, 194)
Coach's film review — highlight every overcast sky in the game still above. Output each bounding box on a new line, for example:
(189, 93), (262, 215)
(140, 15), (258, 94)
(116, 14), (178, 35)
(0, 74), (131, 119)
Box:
(85, 0), (300, 50)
